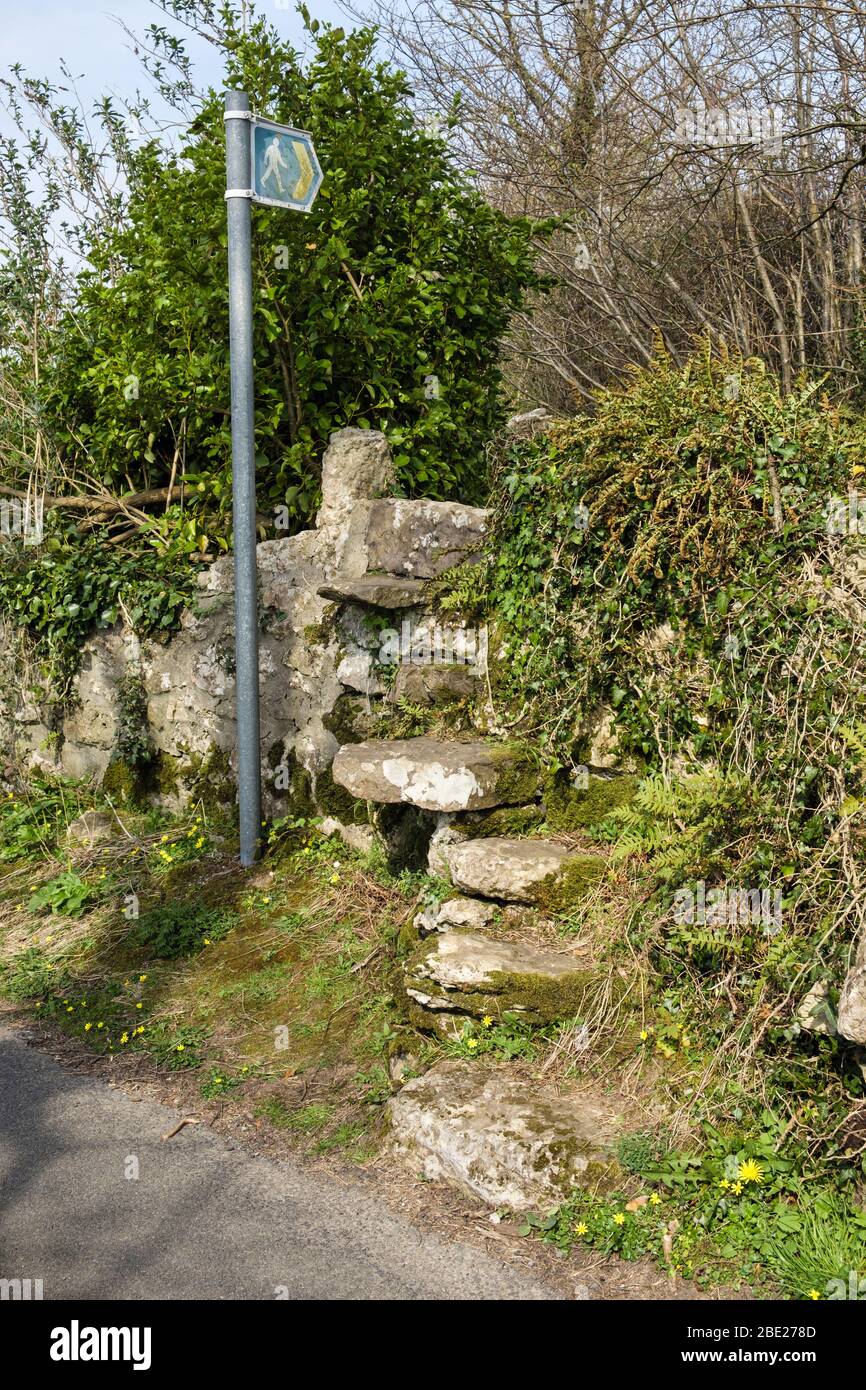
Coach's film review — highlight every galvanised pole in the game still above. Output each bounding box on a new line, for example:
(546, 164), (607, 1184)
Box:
(224, 90), (262, 866)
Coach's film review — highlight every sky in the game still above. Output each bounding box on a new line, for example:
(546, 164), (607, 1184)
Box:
(0, 0), (350, 135)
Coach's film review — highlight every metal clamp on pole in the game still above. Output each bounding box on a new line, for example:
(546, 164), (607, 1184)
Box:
(224, 89), (262, 867)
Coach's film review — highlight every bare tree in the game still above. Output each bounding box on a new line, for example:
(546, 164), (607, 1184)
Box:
(346, 0), (866, 406)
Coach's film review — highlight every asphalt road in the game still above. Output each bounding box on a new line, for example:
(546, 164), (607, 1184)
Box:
(0, 1025), (559, 1301)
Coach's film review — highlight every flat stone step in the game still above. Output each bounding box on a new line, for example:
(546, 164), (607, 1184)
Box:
(414, 896), (497, 936)
(446, 836), (604, 906)
(317, 574), (427, 609)
(388, 1060), (623, 1211)
(331, 737), (536, 813)
(404, 929), (595, 1035)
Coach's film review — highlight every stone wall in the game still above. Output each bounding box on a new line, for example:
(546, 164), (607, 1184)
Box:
(0, 429), (488, 823)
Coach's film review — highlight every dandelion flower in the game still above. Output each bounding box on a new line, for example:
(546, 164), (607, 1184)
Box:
(650, 1193), (661, 1206)
(738, 1159), (763, 1185)
(613, 1212), (626, 1226)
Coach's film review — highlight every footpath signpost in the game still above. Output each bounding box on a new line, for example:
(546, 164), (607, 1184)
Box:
(224, 91), (323, 866)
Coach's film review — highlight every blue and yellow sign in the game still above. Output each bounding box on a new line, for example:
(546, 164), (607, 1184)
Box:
(251, 118), (323, 212)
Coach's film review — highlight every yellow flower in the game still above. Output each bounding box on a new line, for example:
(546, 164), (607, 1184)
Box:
(732, 1181), (743, 1195)
(738, 1159), (764, 1185)
(466, 1038), (479, 1051)
(84, 1023), (92, 1032)
(139, 975), (147, 982)
(329, 875), (340, 885)
(203, 937), (212, 946)
(241, 1065), (249, 1074)
(161, 834), (169, 843)
(808, 1289), (821, 1300)
(97, 1022), (104, 1029)
(650, 1192), (661, 1205)
(613, 1212), (626, 1226)
(214, 1077), (223, 1085)
(176, 1044), (185, 1052)
(195, 838), (205, 849)
(482, 1016), (494, 1028)
(640, 1030), (649, 1041)
(262, 895), (271, 904)
(719, 1178), (730, 1190)
(120, 1032), (129, 1044)
(66, 1006), (74, 1013)
(575, 1222), (588, 1236)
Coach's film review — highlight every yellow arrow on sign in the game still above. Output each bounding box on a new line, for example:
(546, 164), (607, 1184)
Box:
(291, 139), (314, 203)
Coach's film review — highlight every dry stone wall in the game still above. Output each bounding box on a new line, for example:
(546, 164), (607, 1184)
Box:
(0, 429), (489, 824)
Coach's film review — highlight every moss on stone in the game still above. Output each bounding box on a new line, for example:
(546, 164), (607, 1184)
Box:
(534, 855), (606, 913)
(303, 613), (335, 645)
(323, 693), (377, 746)
(543, 771), (638, 831)
(489, 741), (540, 806)
(101, 757), (141, 806)
(315, 763), (370, 825)
(182, 744), (235, 811)
(451, 804), (545, 839)
(148, 750), (181, 799)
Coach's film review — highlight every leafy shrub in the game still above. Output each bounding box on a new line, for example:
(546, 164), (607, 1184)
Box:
(38, 10), (548, 523)
(27, 871), (96, 917)
(131, 902), (236, 959)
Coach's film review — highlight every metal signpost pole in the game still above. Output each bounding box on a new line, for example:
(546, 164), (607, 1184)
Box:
(225, 94), (322, 866)
(224, 91), (262, 867)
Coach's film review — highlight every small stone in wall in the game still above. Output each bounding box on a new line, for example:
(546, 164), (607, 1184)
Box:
(795, 980), (836, 1037)
(414, 896), (497, 936)
(65, 810), (118, 847)
(837, 963), (866, 1045)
